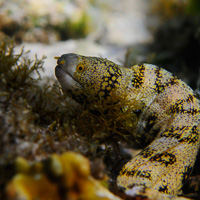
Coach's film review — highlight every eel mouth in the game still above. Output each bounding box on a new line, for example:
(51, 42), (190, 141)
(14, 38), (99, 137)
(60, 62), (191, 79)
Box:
(55, 64), (84, 96)
(54, 54), (84, 89)
(55, 64), (76, 84)
(55, 64), (64, 79)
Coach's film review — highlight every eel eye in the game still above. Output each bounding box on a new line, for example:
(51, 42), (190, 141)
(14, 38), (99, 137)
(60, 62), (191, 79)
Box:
(76, 64), (85, 73)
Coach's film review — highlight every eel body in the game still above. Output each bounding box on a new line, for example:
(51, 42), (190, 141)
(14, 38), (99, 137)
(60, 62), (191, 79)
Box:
(55, 53), (200, 197)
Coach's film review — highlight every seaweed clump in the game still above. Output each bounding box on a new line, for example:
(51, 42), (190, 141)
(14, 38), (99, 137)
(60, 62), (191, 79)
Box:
(74, 93), (143, 149)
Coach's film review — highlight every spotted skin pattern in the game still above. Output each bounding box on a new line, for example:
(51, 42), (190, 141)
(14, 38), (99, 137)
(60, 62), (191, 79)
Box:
(55, 54), (200, 198)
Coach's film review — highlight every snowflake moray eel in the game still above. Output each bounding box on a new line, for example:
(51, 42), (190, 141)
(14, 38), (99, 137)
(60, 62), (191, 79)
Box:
(55, 53), (200, 198)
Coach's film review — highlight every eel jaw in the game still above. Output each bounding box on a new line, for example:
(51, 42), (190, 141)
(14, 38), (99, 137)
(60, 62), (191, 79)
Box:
(55, 64), (82, 96)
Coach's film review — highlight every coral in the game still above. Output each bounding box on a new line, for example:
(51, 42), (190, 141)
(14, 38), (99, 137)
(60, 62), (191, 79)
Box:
(7, 152), (121, 200)
(7, 174), (60, 200)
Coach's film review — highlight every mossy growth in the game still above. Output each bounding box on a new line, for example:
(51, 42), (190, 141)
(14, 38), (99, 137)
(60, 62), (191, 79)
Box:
(186, 0), (200, 16)
(50, 13), (89, 41)
(0, 37), (71, 125)
(0, 11), (90, 43)
(151, 0), (200, 21)
(151, 0), (188, 21)
(74, 92), (142, 149)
